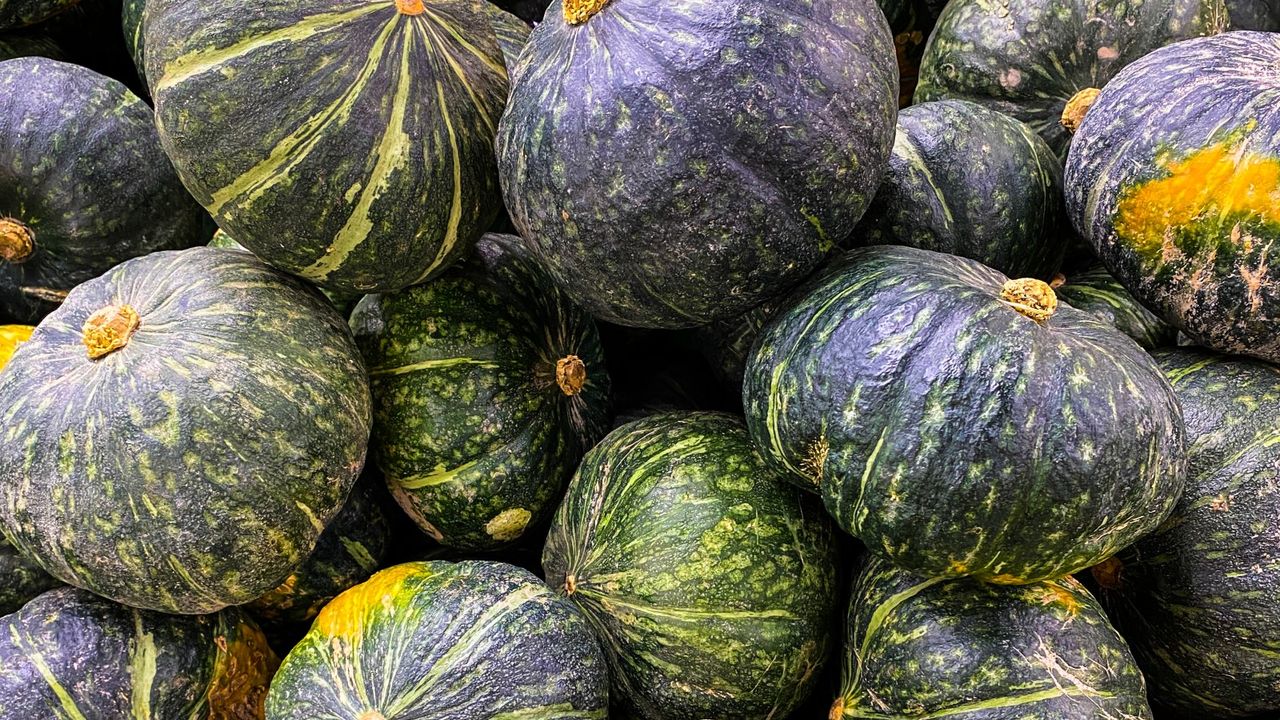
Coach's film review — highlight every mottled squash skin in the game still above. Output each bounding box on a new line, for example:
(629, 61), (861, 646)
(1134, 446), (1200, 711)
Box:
(0, 247), (371, 614)
(0, 587), (277, 719)
(497, 0), (898, 328)
(917, 0), (1228, 158)
(1067, 33), (1280, 363)
(0, 0), (77, 28)
(744, 245), (1187, 584)
(209, 229), (360, 316)
(856, 100), (1069, 279)
(544, 412), (838, 720)
(0, 536), (57, 616)
(1092, 350), (1280, 718)
(1056, 266), (1175, 350)
(833, 557), (1152, 719)
(266, 561), (608, 719)
(121, 0), (144, 85)
(1226, 0), (1280, 28)
(478, 2), (530, 68)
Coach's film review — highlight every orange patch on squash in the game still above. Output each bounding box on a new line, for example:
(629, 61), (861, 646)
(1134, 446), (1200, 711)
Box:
(207, 617), (279, 720)
(314, 563), (422, 639)
(395, 0), (425, 15)
(1035, 582), (1084, 617)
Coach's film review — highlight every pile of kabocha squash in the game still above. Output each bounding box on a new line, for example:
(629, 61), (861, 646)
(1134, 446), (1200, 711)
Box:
(0, 0), (1277, 717)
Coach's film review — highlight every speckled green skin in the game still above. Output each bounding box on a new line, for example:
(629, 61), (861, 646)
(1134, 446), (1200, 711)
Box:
(543, 412), (838, 720)
(743, 245), (1187, 583)
(351, 234), (608, 550)
(0, 586), (275, 719)
(0, 536), (58, 615)
(209, 229), (360, 316)
(479, 2), (529, 68)
(497, 0), (898, 328)
(1057, 266), (1175, 350)
(916, 0), (1228, 158)
(1092, 350), (1280, 718)
(1227, 0), (1280, 28)
(1065, 33), (1280, 364)
(145, 0), (509, 294)
(0, 58), (206, 323)
(121, 0), (144, 85)
(856, 100), (1068, 279)
(835, 557), (1152, 719)
(0, 0), (76, 28)
(0, 247), (372, 614)
(266, 560), (609, 719)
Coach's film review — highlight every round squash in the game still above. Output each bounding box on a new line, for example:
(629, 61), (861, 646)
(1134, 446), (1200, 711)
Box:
(0, 0), (76, 28)
(1055, 266), (1175, 350)
(1091, 349), (1280, 718)
(1226, 0), (1279, 29)
(351, 233), (609, 550)
(856, 100), (1069, 279)
(0, 586), (277, 718)
(0, 247), (372, 614)
(144, 0), (510, 294)
(832, 556), (1153, 719)
(743, 245), (1186, 583)
(266, 560), (608, 719)
(1066, 32), (1280, 363)
(0, 57), (206, 323)
(209, 229), (360, 316)
(543, 412), (838, 719)
(916, 0), (1228, 158)
(496, 0), (898, 328)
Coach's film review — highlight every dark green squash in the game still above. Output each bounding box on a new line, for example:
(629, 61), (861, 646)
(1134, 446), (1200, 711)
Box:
(0, 536), (57, 616)
(266, 560), (608, 719)
(0, 33), (63, 60)
(0, 0), (76, 28)
(0, 586), (277, 718)
(496, 0), (898, 328)
(0, 247), (372, 614)
(1065, 32), (1280, 364)
(145, 0), (510, 294)
(916, 0), (1228, 158)
(1091, 349), (1280, 718)
(350, 233), (609, 550)
(543, 412), (838, 719)
(209, 228), (360, 316)
(1226, 0), (1280, 29)
(0, 57), (206, 323)
(832, 556), (1152, 719)
(478, 1), (529, 68)
(743, 245), (1186, 584)
(856, 100), (1068, 279)
(1055, 266), (1175, 350)
(121, 0), (143, 84)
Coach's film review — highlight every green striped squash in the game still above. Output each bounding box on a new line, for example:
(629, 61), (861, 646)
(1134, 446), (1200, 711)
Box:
(145, 0), (510, 294)
(265, 561), (608, 719)
(1055, 266), (1175, 350)
(478, 2), (530, 67)
(121, 0), (145, 85)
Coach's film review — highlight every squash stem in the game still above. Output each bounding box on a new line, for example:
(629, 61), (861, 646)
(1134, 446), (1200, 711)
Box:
(82, 304), (141, 360)
(1060, 87), (1101, 134)
(563, 0), (609, 25)
(395, 0), (425, 15)
(829, 697), (847, 720)
(556, 355), (587, 396)
(999, 278), (1057, 323)
(0, 217), (34, 263)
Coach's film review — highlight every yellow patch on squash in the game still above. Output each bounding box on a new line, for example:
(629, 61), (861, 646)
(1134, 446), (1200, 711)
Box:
(0, 325), (33, 369)
(485, 508), (532, 542)
(1034, 582), (1084, 618)
(314, 563), (422, 639)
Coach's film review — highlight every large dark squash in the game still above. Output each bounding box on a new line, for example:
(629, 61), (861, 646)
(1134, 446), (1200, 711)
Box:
(1055, 266), (1176, 350)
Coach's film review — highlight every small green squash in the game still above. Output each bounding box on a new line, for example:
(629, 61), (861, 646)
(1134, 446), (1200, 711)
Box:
(1055, 266), (1175, 350)
(496, 0), (899, 328)
(1091, 350), (1280, 718)
(0, 0), (76, 28)
(265, 560), (608, 719)
(0, 247), (372, 614)
(744, 245), (1186, 583)
(0, 57), (206, 323)
(1065, 32), (1280, 364)
(0, 586), (278, 718)
(856, 100), (1069, 279)
(1226, 0), (1279, 29)
(916, 0), (1228, 158)
(145, 0), (510, 294)
(832, 557), (1153, 719)
(543, 412), (838, 719)
(351, 233), (609, 550)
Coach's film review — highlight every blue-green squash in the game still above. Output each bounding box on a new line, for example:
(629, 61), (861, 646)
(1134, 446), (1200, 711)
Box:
(144, 0), (510, 294)
(1055, 266), (1176, 350)
(265, 560), (608, 719)
(1065, 32), (1280, 364)
(0, 586), (278, 718)
(0, 247), (372, 614)
(832, 557), (1153, 719)
(1091, 350), (1280, 718)
(743, 245), (1187, 584)
(543, 412), (838, 719)
(496, 0), (899, 328)
(350, 233), (609, 550)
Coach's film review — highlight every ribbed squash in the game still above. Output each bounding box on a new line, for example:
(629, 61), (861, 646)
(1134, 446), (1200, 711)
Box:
(0, 247), (371, 614)
(479, 1), (530, 67)
(1055, 266), (1175, 350)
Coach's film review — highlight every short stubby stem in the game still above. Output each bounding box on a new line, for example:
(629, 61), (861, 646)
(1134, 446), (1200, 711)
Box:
(395, 0), (424, 15)
(556, 354), (587, 396)
(829, 697), (846, 720)
(0, 217), (34, 264)
(1000, 278), (1058, 323)
(82, 304), (141, 360)
(1060, 87), (1101, 134)
(563, 0), (610, 25)
(564, 574), (578, 596)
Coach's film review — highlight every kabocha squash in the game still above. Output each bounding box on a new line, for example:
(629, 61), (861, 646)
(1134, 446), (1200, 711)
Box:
(832, 557), (1153, 720)
(1055, 266), (1175, 350)
(1092, 350), (1280, 718)
(479, 2), (530, 68)
(145, 0), (510, 294)
(0, 0), (76, 28)
(0, 587), (277, 718)
(0, 247), (371, 614)
(209, 229), (360, 316)
(856, 100), (1068, 279)
(121, 0), (143, 85)
(497, 0), (898, 328)
(916, 0), (1228, 158)
(351, 233), (609, 550)
(0, 537), (57, 616)
(0, 57), (206, 323)
(543, 412), (837, 720)
(265, 561), (608, 719)
(1066, 32), (1280, 364)
(743, 245), (1186, 583)
(1226, 0), (1279, 29)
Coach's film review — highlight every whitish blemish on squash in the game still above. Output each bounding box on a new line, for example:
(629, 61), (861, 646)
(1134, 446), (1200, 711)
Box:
(563, 0), (609, 24)
(206, 617), (279, 720)
(999, 278), (1058, 323)
(395, 0), (424, 15)
(485, 507), (532, 541)
(1060, 87), (1100, 134)
(556, 355), (587, 396)
(998, 68), (1022, 89)
(82, 305), (141, 360)
(315, 563), (421, 639)
(0, 217), (33, 263)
